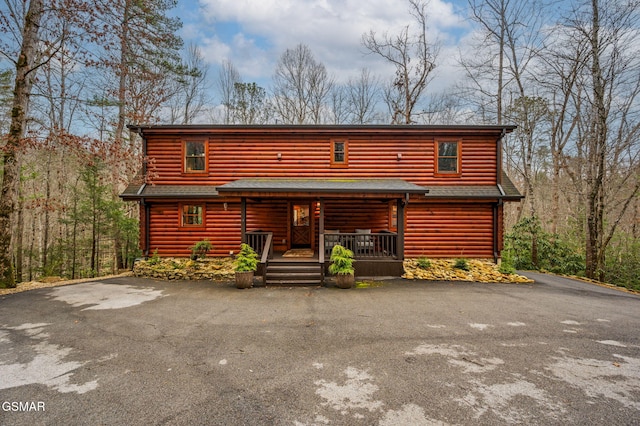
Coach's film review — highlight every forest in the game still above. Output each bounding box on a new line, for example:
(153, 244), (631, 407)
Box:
(0, 0), (638, 290)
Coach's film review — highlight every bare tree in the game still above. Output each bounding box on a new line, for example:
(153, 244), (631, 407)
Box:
(167, 43), (211, 124)
(229, 82), (271, 124)
(0, 0), (46, 287)
(216, 60), (240, 124)
(271, 44), (333, 124)
(362, 0), (439, 124)
(328, 84), (350, 124)
(346, 68), (380, 124)
(576, 0), (640, 279)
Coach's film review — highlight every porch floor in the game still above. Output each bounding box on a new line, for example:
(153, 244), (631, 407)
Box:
(273, 251), (319, 262)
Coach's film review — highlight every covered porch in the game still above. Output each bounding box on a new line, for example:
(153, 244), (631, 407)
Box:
(216, 178), (428, 283)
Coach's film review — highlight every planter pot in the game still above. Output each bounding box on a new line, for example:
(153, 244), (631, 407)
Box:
(335, 273), (354, 289)
(235, 271), (254, 289)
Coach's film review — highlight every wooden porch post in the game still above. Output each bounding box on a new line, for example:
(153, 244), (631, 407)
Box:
(397, 198), (405, 260)
(241, 197), (246, 243)
(319, 198), (325, 234)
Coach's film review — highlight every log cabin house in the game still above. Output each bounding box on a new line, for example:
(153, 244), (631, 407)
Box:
(121, 125), (523, 285)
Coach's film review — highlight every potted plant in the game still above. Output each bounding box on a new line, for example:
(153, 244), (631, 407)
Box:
(234, 243), (258, 289)
(329, 244), (355, 289)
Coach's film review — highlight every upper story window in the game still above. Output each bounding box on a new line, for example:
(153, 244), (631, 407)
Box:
(181, 204), (204, 227)
(183, 140), (207, 174)
(331, 139), (348, 167)
(435, 140), (461, 176)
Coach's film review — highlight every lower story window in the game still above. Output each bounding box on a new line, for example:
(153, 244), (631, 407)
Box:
(182, 204), (204, 226)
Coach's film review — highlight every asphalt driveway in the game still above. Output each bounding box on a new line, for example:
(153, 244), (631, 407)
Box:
(0, 274), (639, 425)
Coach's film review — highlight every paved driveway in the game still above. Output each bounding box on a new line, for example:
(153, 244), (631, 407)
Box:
(0, 274), (639, 425)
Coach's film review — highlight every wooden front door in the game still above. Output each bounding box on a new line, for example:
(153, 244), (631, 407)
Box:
(291, 203), (311, 248)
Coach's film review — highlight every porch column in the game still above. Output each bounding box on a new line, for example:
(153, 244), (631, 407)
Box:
(319, 198), (325, 234)
(241, 197), (246, 243)
(397, 198), (405, 260)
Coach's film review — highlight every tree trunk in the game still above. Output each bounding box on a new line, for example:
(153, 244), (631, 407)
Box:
(0, 0), (44, 288)
(585, 0), (607, 280)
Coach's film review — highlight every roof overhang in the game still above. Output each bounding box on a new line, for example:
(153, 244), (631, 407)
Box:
(215, 178), (428, 199)
(120, 184), (220, 200)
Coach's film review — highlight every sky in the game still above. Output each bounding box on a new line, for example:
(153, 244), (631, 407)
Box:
(172, 0), (476, 94)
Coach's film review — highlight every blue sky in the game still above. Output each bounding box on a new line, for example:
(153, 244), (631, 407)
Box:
(173, 0), (476, 93)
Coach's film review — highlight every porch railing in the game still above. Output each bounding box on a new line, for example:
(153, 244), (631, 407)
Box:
(246, 231), (273, 284)
(246, 231), (273, 258)
(322, 231), (398, 259)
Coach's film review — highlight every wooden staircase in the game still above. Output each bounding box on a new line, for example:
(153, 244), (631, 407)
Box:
(264, 259), (323, 286)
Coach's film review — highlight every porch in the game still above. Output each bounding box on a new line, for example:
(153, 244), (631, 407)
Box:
(216, 178), (428, 284)
(246, 230), (404, 285)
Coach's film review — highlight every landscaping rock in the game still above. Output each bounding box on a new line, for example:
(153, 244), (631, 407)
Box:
(402, 258), (533, 283)
(133, 257), (235, 281)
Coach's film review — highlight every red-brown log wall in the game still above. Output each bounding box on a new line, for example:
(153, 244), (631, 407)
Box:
(405, 202), (495, 258)
(148, 202), (240, 257)
(145, 134), (497, 187)
(144, 199), (499, 259)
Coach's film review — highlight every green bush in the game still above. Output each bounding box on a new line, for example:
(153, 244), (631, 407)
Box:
(190, 239), (212, 260)
(605, 239), (640, 291)
(453, 258), (470, 271)
(416, 257), (431, 269)
(329, 244), (355, 275)
(504, 216), (584, 275)
(234, 243), (258, 272)
(148, 249), (161, 265)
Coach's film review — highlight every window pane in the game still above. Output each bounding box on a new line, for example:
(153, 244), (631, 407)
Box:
(333, 141), (345, 163)
(186, 141), (204, 156)
(185, 141), (205, 172)
(187, 157), (205, 171)
(182, 205), (203, 226)
(438, 142), (457, 157)
(438, 158), (457, 172)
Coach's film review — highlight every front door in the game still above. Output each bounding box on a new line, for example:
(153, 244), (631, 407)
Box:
(291, 203), (311, 248)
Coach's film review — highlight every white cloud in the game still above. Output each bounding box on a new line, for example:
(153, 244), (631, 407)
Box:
(192, 0), (468, 88)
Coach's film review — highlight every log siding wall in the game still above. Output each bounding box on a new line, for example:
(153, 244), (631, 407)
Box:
(405, 202), (495, 258)
(131, 126), (516, 261)
(145, 134), (497, 187)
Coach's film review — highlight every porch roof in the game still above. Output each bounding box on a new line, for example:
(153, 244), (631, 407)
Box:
(120, 183), (219, 199)
(215, 178), (428, 198)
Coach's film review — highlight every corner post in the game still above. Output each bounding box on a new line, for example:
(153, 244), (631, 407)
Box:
(397, 197), (405, 260)
(241, 197), (246, 243)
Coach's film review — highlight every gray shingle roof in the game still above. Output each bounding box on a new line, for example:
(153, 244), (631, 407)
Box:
(216, 178), (427, 194)
(120, 184), (219, 199)
(120, 177), (523, 200)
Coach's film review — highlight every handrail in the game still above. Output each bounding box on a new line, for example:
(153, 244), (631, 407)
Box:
(260, 232), (273, 285)
(319, 233), (325, 284)
(260, 232), (273, 265)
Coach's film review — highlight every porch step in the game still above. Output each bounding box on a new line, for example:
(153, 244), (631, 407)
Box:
(265, 261), (323, 286)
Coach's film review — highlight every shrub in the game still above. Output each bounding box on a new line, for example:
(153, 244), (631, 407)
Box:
(190, 239), (213, 260)
(234, 243), (258, 272)
(416, 257), (431, 270)
(329, 244), (355, 275)
(148, 249), (161, 265)
(504, 216), (585, 275)
(453, 258), (470, 271)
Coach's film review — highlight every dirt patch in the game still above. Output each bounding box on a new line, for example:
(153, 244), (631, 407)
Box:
(0, 272), (134, 296)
